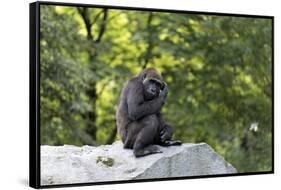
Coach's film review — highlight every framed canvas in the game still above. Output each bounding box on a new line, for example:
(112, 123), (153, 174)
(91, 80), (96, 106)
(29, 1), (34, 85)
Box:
(29, 1), (274, 189)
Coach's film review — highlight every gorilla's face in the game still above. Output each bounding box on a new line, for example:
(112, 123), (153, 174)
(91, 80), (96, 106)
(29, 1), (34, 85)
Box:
(143, 78), (163, 101)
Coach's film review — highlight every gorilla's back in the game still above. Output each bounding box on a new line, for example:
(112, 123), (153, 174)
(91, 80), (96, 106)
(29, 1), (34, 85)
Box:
(116, 81), (130, 143)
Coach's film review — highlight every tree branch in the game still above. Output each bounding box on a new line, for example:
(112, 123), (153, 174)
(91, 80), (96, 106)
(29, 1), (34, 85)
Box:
(91, 10), (103, 25)
(142, 12), (154, 69)
(97, 79), (110, 97)
(77, 7), (93, 40)
(95, 9), (108, 43)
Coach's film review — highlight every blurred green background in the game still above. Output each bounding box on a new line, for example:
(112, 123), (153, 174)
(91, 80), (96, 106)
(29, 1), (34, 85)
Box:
(40, 5), (272, 173)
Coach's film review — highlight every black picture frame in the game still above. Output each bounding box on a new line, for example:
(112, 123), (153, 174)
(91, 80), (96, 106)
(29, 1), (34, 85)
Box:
(29, 1), (274, 189)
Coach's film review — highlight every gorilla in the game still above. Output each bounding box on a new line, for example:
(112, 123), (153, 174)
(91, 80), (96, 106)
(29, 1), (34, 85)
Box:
(116, 68), (181, 157)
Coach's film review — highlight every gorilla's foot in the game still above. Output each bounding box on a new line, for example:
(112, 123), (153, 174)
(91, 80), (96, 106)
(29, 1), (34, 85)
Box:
(161, 140), (182, 147)
(134, 145), (162, 157)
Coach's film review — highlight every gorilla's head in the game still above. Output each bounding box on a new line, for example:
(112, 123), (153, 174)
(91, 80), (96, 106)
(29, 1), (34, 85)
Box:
(139, 68), (165, 101)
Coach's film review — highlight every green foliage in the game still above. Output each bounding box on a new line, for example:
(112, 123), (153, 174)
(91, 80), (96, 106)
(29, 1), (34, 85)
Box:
(40, 5), (272, 173)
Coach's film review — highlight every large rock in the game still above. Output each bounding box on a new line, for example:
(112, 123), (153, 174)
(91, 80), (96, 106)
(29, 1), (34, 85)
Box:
(41, 141), (237, 185)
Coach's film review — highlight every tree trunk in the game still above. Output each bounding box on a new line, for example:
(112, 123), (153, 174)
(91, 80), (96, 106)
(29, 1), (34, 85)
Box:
(106, 126), (117, 145)
(142, 12), (154, 69)
(77, 8), (108, 144)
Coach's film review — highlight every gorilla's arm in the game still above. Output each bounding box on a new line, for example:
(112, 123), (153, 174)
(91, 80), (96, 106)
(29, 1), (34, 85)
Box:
(127, 81), (166, 121)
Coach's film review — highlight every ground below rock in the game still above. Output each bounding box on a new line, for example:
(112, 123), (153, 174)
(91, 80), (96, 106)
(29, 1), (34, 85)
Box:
(41, 141), (237, 185)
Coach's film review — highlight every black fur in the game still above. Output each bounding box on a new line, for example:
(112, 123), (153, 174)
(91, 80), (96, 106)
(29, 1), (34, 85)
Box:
(116, 68), (181, 157)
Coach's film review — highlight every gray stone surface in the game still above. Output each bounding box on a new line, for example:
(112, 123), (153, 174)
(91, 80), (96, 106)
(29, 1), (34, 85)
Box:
(41, 141), (237, 185)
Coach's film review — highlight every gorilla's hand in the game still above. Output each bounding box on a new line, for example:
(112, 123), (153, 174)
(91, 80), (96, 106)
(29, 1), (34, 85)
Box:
(159, 82), (168, 102)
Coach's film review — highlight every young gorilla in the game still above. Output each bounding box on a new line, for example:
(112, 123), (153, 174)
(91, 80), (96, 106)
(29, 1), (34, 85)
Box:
(116, 68), (181, 157)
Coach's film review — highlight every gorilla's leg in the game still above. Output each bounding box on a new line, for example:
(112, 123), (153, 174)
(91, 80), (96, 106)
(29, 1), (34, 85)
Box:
(133, 115), (162, 157)
(123, 117), (147, 149)
(123, 122), (141, 149)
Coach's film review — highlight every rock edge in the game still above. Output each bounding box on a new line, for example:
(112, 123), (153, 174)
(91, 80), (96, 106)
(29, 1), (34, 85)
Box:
(41, 141), (237, 185)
